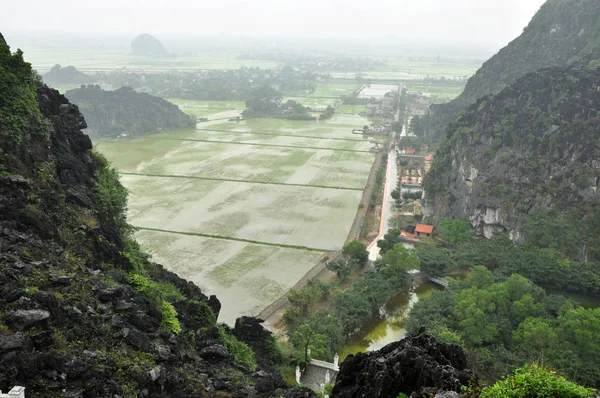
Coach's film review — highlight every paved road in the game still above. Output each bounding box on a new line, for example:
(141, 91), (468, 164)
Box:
(366, 146), (414, 261)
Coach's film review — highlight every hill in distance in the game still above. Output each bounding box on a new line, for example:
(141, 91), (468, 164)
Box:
(131, 33), (168, 57)
(65, 85), (195, 140)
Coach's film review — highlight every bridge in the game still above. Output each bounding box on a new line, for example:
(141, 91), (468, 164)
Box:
(429, 277), (450, 288)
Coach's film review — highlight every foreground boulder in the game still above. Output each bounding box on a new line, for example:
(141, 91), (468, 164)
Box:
(333, 329), (474, 398)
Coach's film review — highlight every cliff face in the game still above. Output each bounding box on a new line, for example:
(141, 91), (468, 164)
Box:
(424, 67), (600, 245)
(421, 0), (600, 142)
(0, 34), (311, 397)
(65, 85), (195, 140)
(333, 330), (474, 398)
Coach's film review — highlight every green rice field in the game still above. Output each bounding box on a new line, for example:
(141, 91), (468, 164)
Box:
(95, 114), (378, 323)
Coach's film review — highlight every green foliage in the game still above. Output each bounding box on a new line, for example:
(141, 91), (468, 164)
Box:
(402, 190), (422, 200)
(377, 229), (402, 255)
(326, 258), (354, 281)
(0, 40), (47, 147)
(217, 325), (257, 371)
(127, 272), (184, 334)
(396, 394), (408, 398)
(35, 161), (56, 182)
(479, 364), (596, 398)
(93, 153), (129, 233)
(342, 240), (369, 266)
(408, 265), (600, 386)
(333, 291), (372, 335)
(290, 324), (330, 368)
(524, 210), (580, 257)
(65, 85), (195, 138)
(158, 301), (182, 334)
(438, 218), (472, 244)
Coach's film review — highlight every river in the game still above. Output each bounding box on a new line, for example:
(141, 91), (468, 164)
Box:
(339, 282), (440, 361)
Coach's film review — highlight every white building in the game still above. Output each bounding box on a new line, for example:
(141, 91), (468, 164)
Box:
(0, 387), (25, 398)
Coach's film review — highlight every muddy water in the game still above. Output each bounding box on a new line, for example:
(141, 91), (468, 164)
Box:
(339, 282), (440, 361)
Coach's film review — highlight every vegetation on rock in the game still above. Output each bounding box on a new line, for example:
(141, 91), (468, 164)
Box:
(419, 0), (600, 143)
(65, 85), (196, 139)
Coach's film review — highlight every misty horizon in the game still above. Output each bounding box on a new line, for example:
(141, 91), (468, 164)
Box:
(3, 0), (546, 48)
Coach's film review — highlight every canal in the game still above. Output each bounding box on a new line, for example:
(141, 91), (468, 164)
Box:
(339, 282), (441, 361)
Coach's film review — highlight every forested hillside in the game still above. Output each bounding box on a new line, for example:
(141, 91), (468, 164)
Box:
(65, 85), (195, 139)
(425, 66), (600, 255)
(419, 0), (600, 142)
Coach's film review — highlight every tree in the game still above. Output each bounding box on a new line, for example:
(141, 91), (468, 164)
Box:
(438, 218), (472, 244)
(512, 317), (558, 355)
(244, 84), (282, 115)
(352, 272), (394, 311)
(333, 291), (372, 335)
(383, 244), (419, 271)
(417, 247), (453, 277)
(524, 210), (580, 257)
(290, 324), (329, 369)
(377, 229), (402, 255)
(391, 189), (400, 200)
(343, 240), (369, 266)
(326, 258), (354, 281)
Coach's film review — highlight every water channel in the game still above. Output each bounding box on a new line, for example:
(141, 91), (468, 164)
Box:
(339, 282), (440, 360)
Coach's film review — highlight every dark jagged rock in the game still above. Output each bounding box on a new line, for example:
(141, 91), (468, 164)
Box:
(420, 0), (600, 143)
(64, 85), (195, 140)
(199, 344), (229, 359)
(333, 330), (474, 398)
(5, 309), (51, 331)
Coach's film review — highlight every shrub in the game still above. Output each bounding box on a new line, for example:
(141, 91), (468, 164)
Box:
(479, 364), (595, 398)
(217, 325), (257, 370)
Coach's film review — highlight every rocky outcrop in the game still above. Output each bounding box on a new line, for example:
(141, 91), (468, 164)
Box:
(425, 67), (600, 248)
(65, 85), (195, 139)
(419, 0), (600, 143)
(43, 65), (95, 86)
(333, 330), (474, 398)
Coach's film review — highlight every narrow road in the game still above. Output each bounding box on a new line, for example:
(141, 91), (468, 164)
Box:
(366, 88), (414, 261)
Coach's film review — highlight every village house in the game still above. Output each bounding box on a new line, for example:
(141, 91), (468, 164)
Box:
(415, 224), (434, 238)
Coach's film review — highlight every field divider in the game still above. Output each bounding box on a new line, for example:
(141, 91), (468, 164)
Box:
(156, 137), (372, 153)
(120, 172), (364, 191)
(195, 128), (366, 142)
(134, 227), (331, 252)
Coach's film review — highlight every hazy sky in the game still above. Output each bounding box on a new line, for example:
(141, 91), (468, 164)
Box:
(2, 0), (546, 46)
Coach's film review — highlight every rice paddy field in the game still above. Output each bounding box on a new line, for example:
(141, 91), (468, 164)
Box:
(96, 114), (378, 324)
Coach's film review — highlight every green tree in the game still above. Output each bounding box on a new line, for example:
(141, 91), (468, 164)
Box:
(383, 244), (419, 271)
(512, 317), (558, 355)
(326, 258), (354, 281)
(524, 210), (580, 256)
(438, 218), (473, 244)
(352, 272), (394, 312)
(377, 229), (402, 255)
(333, 291), (372, 335)
(243, 84), (283, 115)
(343, 240), (369, 266)
(290, 324), (329, 369)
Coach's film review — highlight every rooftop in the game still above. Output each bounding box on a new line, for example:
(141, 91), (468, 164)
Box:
(415, 224), (434, 234)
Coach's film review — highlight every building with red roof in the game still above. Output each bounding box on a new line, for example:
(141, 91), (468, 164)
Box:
(415, 224), (434, 237)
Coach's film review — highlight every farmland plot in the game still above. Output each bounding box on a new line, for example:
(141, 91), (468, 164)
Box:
(96, 115), (379, 323)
